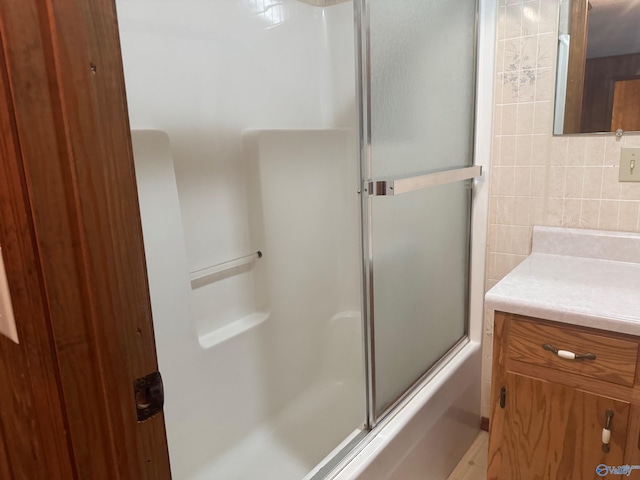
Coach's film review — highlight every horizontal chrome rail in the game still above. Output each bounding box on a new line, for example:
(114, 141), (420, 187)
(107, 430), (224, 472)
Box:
(367, 165), (482, 196)
(190, 251), (262, 284)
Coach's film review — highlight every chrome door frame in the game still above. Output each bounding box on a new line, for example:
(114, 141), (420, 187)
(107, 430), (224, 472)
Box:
(355, 0), (481, 428)
(354, 0), (376, 428)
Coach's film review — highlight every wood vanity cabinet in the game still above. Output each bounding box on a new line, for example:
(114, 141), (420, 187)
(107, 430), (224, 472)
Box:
(488, 311), (640, 480)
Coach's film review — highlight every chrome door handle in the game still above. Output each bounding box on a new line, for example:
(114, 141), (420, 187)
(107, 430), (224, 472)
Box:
(367, 165), (482, 196)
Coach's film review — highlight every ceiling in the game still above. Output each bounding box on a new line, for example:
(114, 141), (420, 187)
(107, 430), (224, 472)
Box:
(587, 0), (640, 58)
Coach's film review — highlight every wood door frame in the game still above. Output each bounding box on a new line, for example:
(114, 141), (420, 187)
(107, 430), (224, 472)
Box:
(563, 0), (589, 133)
(0, 33), (77, 480)
(0, 0), (171, 478)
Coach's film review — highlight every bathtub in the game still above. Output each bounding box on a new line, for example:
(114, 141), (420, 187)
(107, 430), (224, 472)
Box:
(130, 0), (493, 465)
(133, 115), (488, 479)
(132, 34), (491, 480)
(125, 0), (494, 475)
(331, 341), (482, 479)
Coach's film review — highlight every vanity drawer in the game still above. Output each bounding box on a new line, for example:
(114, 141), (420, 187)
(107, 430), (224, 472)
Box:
(507, 317), (638, 387)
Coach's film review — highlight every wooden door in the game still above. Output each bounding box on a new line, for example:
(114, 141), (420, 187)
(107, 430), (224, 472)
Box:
(0, 0), (171, 478)
(488, 373), (629, 480)
(611, 79), (640, 132)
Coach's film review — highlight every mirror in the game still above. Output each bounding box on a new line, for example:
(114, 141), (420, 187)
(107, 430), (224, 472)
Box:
(554, 0), (640, 135)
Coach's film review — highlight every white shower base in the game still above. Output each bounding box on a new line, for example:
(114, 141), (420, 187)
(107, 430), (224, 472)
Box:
(193, 378), (363, 480)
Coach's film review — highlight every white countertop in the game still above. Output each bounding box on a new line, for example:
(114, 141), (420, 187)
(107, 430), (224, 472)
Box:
(485, 226), (640, 336)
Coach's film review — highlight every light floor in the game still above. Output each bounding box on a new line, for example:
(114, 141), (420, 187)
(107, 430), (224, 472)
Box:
(447, 431), (488, 480)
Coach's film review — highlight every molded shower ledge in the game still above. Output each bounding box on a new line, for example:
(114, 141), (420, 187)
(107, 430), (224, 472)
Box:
(197, 311), (270, 349)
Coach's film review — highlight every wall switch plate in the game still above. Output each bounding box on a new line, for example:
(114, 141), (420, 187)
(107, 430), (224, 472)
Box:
(620, 148), (640, 182)
(0, 247), (19, 344)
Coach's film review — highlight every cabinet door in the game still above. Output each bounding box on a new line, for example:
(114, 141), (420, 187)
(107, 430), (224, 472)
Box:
(488, 372), (629, 480)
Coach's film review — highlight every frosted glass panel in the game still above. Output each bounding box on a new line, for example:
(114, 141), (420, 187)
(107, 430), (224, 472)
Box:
(372, 183), (470, 413)
(367, 0), (477, 416)
(370, 0), (477, 178)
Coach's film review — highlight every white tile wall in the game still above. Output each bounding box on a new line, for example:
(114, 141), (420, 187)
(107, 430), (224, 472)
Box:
(482, 0), (640, 418)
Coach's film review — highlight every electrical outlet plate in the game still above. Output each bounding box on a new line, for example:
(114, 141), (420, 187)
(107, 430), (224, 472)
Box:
(619, 147), (640, 182)
(0, 247), (19, 344)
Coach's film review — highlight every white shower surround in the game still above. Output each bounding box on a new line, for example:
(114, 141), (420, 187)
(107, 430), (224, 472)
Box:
(120, 1), (365, 478)
(119, 0), (495, 477)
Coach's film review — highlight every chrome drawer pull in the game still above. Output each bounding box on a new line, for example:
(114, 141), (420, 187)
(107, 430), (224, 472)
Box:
(542, 343), (596, 361)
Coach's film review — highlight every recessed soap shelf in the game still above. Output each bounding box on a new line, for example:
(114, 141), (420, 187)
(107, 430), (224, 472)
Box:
(198, 311), (269, 349)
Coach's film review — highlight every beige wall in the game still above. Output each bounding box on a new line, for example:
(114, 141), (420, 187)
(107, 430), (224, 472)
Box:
(482, 0), (640, 418)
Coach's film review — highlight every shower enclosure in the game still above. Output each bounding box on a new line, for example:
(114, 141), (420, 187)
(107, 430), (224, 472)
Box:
(116, 0), (486, 478)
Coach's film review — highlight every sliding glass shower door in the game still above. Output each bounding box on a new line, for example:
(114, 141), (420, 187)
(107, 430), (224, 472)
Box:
(359, 0), (479, 419)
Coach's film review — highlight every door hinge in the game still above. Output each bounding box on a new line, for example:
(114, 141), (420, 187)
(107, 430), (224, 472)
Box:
(499, 386), (506, 408)
(134, 371), (164, 422)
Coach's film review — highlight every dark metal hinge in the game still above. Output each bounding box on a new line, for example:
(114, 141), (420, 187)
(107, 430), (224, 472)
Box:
(134, 371), (164, 422)
(499, 386), (506, 409)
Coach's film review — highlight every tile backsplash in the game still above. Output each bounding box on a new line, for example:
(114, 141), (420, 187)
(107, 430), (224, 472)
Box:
(482, 0), (640, 418)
